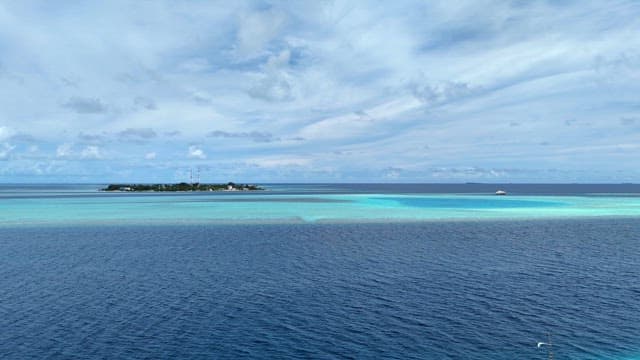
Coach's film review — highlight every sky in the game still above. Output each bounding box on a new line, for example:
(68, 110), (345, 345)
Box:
(1, 0), (639, 183)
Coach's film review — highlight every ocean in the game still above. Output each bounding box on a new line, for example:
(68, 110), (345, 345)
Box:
(1, 184), (639, 359)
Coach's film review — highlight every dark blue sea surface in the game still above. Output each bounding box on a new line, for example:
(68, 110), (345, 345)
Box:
(262, 183), (640, 196)
(1, 219), (639, 359)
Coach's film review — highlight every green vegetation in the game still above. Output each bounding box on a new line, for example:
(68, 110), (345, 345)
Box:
(102, 182), (263, 192)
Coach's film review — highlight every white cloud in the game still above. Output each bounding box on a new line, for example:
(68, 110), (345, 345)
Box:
(178, 58), (210, 73)
(187, 145), (206, 159)
(247, 50), (295, 102)
(0, 143), (15, 160)
(80, 145), (102, 159)
(235, 9), (286, 58)
(298, 97), (422, 140)
(248, 156), (310, 168)
(384, 167), (401, 179)
(0, 126), (15, 141)
(1, 1), (639, 181)
(145, 152), (157, 160)
(54, 143), (102, 160)
(56, 143), (74, 158)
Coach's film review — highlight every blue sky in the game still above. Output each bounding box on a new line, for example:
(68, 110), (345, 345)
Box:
(1, 1), (639, 183)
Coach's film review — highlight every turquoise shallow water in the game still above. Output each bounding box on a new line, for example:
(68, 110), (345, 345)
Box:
(1, 191), (640, 225)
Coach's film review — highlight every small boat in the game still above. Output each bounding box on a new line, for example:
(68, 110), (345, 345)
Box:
(495, 190), (507, 195)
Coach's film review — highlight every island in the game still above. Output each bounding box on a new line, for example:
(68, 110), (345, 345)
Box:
(102, 182), (263, 192)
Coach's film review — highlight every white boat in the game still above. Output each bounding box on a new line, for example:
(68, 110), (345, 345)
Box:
(495, 190), (507, 195)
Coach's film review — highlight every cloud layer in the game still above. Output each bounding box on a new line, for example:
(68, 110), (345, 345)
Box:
(1, 1), (639, 182)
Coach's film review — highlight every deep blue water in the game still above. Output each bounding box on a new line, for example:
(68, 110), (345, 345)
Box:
(264, 183), (640, 196)
(2, 219), (639, 359)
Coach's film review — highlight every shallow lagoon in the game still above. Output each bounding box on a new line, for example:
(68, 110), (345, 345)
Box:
(1, 190), (640, 225)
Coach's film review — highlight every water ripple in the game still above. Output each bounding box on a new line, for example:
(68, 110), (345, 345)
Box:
(1, 219), (639, 359)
